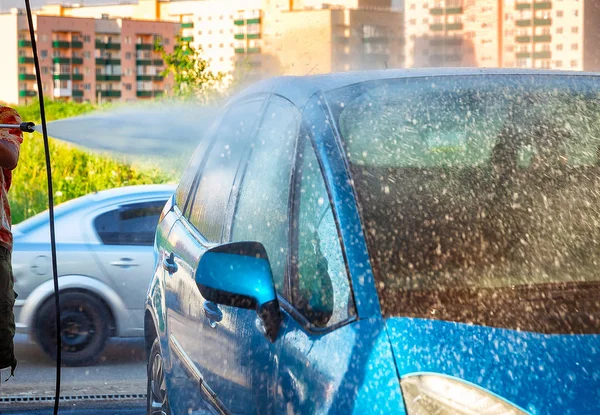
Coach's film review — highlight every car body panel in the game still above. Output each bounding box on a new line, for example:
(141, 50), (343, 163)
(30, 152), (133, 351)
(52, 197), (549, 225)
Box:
(276, 315), (405, 414)
(386, 317), (600, 415)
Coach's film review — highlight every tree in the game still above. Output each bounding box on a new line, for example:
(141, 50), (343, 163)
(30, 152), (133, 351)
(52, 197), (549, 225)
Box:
(155, 37), (227, 102)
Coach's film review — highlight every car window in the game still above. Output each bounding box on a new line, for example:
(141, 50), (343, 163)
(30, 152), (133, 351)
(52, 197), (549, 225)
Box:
(187, 99), (265, 242)
(174, 135), (213, 212)
(229, 98), (301, 295)
(291, 137), (355, 328)
(94, 200), (166, 246)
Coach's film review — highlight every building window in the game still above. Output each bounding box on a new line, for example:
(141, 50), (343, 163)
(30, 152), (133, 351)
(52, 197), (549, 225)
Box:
(83, 35), (91, 43)
(208, 44), (212, 48)
(409, 3), (415, 9)
(574, 10), (579, 17)
(572, 43), (579, 50)
(208, 30), (212, 35)
(219, 43), (223, 48)
(41, 50), (48, 58)
(41, 34), (47, 42)
(219, 57), (224, 62)
(557, 44), (563, 50)
(422, 18), (428, 24)
(125, 36), (131, 44)
(409, 19), (416, 25)
(572, 27), (579, 34)
(42, 67), (49, 74)
(220, 29), (224, 34)
(556, 60), (563, 68)
(101, 13), (109, 19)
(84, 83), (91, 90)
(165, 38), (170, 45)
(126, 52), (132, 59)
(571, 60), (578, 67)
(557, 27), (563, 34)
(125, 84), (132, 91)
(557, 11), (563, 17)
(84, 51), (91, 58)
(198, 30), (202, 35)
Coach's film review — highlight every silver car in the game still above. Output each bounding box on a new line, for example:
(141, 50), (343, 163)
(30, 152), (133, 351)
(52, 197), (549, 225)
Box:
(12, 184), (175, 366)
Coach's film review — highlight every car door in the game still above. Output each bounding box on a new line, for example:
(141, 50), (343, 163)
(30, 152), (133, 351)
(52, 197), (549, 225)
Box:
(165, 97), (267, 415)
(89, 198), (167, 317)
(220, 96), (302, 414)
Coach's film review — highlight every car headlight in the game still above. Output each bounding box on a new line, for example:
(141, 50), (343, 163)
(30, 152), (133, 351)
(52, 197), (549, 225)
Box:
(400, 374), (529, 415)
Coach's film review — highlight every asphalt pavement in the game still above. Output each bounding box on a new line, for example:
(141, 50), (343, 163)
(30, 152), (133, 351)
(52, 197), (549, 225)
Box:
(0, 334), (147, 413)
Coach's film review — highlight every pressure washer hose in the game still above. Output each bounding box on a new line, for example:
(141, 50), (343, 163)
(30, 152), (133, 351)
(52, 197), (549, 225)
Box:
(23, 0), (62, 413)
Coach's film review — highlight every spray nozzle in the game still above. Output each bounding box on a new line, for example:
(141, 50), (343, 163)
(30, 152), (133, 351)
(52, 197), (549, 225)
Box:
(0, 122), (36, 133)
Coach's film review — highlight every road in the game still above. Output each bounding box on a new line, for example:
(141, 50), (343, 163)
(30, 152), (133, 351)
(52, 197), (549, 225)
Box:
(0, 334), (147, 413)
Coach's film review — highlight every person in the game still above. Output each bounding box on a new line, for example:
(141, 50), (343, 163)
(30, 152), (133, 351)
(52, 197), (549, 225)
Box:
(0, 106), (23, 381)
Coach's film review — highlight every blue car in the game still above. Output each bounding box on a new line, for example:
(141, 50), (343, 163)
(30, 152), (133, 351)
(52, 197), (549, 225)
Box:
(144, 69), (600, 415)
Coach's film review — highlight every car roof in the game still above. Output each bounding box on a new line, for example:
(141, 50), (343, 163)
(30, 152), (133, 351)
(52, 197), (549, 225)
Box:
(84, 184), (176, 203)
(233, 68), (600, 108)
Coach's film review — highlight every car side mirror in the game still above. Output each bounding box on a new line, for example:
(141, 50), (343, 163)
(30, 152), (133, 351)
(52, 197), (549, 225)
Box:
(195, 241), (282, 342)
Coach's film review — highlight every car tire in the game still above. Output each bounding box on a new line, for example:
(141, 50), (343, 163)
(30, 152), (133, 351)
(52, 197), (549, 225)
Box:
(34, 291), (111, 367)
(147, 337), (170, 415)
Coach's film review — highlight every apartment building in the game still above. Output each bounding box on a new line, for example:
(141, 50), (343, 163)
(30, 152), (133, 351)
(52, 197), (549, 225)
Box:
(404, 0), (501, 68)
(50, 0), (402, 81)
(0, 9), (178, 105)
(503, 0), (600, 71)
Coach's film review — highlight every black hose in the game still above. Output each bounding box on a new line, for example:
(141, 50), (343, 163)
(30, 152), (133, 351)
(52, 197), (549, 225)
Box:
(23, 1), (62, 414)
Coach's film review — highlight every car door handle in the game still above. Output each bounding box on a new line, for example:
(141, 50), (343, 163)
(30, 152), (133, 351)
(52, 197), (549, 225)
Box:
(163, 252), (178, 274)
(203, 301), (223, 328)
(110, 258), (139, 268)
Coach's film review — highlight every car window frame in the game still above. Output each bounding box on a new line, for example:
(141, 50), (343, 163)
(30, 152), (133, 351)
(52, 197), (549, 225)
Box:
(280, 123), (358, 335)
(181, 94), (269, 244)
(223, 93), (302, 300)
(87, 196), (171, 246)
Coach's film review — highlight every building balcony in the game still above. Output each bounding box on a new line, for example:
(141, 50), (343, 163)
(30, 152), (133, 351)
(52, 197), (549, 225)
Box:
(53, 74), (71, 80)
(137, 75), (152, 81)
(97, 74), (121, 81)
(154, 90), (164, 97)
(72, 90), (84, 97)
(153, 59), (164, 66)
(446, 23), (463, 30)
(533, 50), (551, 59)
(71, 41), (84, 49)
(136, 43), (154, 50)
(234, 33), (245, 39)
(52, 41), (71, 49)
(515, 2), (531, 9)
(19, 90), (36, 97)
(430, 7), (444, 15)
(516, 35), (531, 43)
(18, 40), (32, 47)
(247, 47), (261, 54)
(137, 90), (153, 97)
(181, 36), (194, 42)
(98, 90), (121, 97)
(234, 19), (245, 25)
(53, 88), (72, 98)
(71, 57), (84, 65)
(246, 17), (260, 25)
(516, 19), (532, 27)
(181, 22), (194, 29)
(235, 47), (245, 54)
(432, 6), (463, 14)
(153, 75), (164, 81)
(534, 34), (551, 42)
(430, 24), (444, 31)
(18, 73), (36, 80)
(18, 56), (34, 64)
(534, 18), (552, 26)
(246, 33), (261, 39)
(430, 37), (463, 46)
(136, 59), (152, 66)
(53, 57), (71, 64)
(516, 51), (532, 58)
(72, 74), (84, 81)
(534, 2), (552, 9)
(96, 58), (121, 65)
(96, 41), (121, 50)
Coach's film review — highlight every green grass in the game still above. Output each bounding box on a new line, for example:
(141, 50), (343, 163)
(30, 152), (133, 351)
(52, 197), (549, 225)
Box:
(8, 100), (177, 224)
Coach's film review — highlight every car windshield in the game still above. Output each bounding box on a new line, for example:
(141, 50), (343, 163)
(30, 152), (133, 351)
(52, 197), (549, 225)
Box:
(327, 74), (600, 333)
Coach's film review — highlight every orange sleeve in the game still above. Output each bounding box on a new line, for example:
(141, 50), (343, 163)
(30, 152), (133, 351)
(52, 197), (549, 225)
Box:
(0, 106), (23, 146)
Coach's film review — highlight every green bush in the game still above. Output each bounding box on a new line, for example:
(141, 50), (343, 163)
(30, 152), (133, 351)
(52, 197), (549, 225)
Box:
(8, 100), (176, 224)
